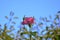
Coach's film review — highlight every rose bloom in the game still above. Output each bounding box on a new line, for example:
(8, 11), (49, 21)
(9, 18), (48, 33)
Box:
(21, 17), (34, 25)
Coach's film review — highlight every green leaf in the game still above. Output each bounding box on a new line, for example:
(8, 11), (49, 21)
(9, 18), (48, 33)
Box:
(39, 22), (43, 27)
(30, 32), (37, 36)
(5, 16), (8, 19)
(28, 24), (32, 28)
(3, 24), (7, 32)
(46, 26), (49, 30)
(20, 32), (29, 35)
(6, 30), (11, 32)
(40, 36), (43, 40)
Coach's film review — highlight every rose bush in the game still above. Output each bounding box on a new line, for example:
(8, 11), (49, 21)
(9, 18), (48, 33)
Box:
(0, 11), (60, 40)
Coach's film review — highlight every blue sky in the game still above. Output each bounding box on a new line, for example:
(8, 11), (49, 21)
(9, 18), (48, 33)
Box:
(0, 0), (60, 17)
(0, 0), (60, 35)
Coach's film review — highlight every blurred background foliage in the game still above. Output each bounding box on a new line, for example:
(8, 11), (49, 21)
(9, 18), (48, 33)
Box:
(0, 11), (60, 40)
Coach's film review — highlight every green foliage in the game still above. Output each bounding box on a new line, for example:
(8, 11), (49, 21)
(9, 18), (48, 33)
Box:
(0, 11), (60, 40)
